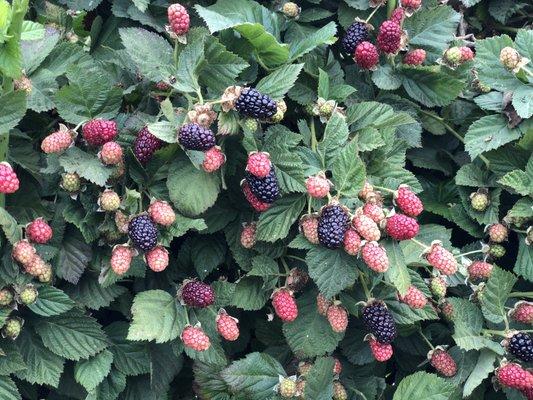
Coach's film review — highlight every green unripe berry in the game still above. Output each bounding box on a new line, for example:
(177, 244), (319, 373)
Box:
(0, 289), (14, 307)
(19, 285), (38, 305)
(61, 173), (81, 192)
(489, 244), (506, 258)
(470, 191), (489, 212)
(2, 318), (22, 340)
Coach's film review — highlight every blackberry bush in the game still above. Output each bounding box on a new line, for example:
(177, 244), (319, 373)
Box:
(0, 0), (531, 398)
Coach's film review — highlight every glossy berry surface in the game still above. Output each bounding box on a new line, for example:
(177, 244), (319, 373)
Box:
(244, 169), (280, 204)
(133, 127), (163, 165)
(181, 281), (215, 308)
(128, 215), (158, 252)
(342, 21), (369, 55)
(317, 204), (350, 249)
(362, 301), (397, 344)
(235, 88), (277, 119)
(178, 123), (216, 151)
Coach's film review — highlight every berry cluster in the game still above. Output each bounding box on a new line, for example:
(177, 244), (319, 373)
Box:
(242, 152), (280, 210)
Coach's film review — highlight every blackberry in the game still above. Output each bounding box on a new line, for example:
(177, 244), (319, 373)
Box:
(235, 88), (277, 120)
(341, 21), (369, 55)
(180, 281), (215, 308)
(128, 215), (158, 252)
(133, 127), (163, 165)
(178, 123), (216, 151)
(317, 204), (349, 249)
(244, 169), (280, 204)
(362, 301), (397, 344)
(508, 332), (533, 362)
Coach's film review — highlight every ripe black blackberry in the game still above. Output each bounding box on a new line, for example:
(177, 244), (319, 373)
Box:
(508, 332), (533, 362)
(317, 204), (349, 249)
(133, 127), (163, 165)
(235, 88), (277, 120)
(178, 123), (216, 151)
(342, 21), (369, 55)
(244, 169), (280, 204)
(362, 301), (397, 344)
(128, 215), (158, 252)
(180, 281), (215, 308)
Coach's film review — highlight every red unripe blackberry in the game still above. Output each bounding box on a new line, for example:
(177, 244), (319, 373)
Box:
(361, 241), (389, 273)
(362, 202), (385, 223)
(496, 362), (533, 390)
(26, 218), (53, 244)
(180, 280), (215, 308)
(352, 212), (381, 242)
(110, 245), (134, 275)
(242, 182), (271, 212)
(354, 41), (379, 70)
(145, 246), (169, 272)
(148, 200), (176, 227)
(316, 293), (331, 316)
(327, 304), (348, 332)
(318, 204), (350, 249)
(12, 240), (36, 265)
(398, 285), (427, 309)
(167, 3), (190, 35)
(41, 129), (73, 154)
(403, 49), (426, 65)
(240, 222), (257, 249)
(181, 325), (210, 351)
(425, 242), (457, 275)
(510, 301), (533, 325)
(0, 163), (19, 194)
(429, 348), (457, 377)
(82, 119), (117, 146)
(343, 228), (362, 256)
(202, 146), (226, 173)
(488, 223), (508, 243)
(178, 123), (216, 151)
(342, 21), (369, 55)
(272, 288), (298, 322)
(333, 357), (342, 375)
(377, 20), (402, 54)
(216, 311), (239, 341)
(400, 0), (421, 11)
(246, 152), (271, 178)
(133, 127), (163, 165)
(395, 185), (423, 217)
(369, 336), (393, 362)
(390, 7), (405, 25)
(467, 261), (493, 281)
(300, 214), (319, 244)
(460, 46), (474, 62)
(99, 141), (123, 165)
(305, 172), (331, 199)
(386, 213), (419, 240)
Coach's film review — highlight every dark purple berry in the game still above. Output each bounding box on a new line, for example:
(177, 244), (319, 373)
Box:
(181, 281), (215, 308)
(508, 332), (533, 362)
(178, 123), (216, 151)
(235, 88), (277, 120)
(317, 204), (349, 249)
(342, 21), (369, 55)
(133, 127), (163, 165)
(128, 215), (158, 252)
(244, 169), (280, 204)
(362, 301), (397, 344)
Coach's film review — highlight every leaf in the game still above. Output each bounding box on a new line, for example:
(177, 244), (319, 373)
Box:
(306, 247), (358, 299)
(463, 350), (496, 397)
(403, 6), (461, 60)
(128, 290), (186, 343)
(221, 352), (286, 400)
(167, 154), (221, 217)
(399, 66), (465, 107)
(393, 371), (458, 400)
(372, 64), (403, 90)
(86, 368), (127, 400)
(74, 349), (114, 391)
(0, 376), (21, 400)
(64, 277), (127, 311)
(173, 29), (206, 93)
(105, 322), (150, 376)
(256, 194), (306, 242)
(59, 147), (113, 187)
(146, 121), (176, 143)
(55, 64), (123, 124)
(195, 0), (289, 68)
(383, 240), (411, 295)
(304, 357), (334, 400)
(331, 139), (366, 197)
(149, 343), (183, 394)
(255, 63), (304, 99)
(288, 21), (337, 61)
(283, 290), (344, 358)
(231, 277), (270, 311)
(0, 91), (27, 133)
(28, 286), (75, 317)
(514, 236), (533, 282)
(464, 115), (522, 159)
(54, 227), (92, 284)
(15, 329), (65, 387)
(0, 207), (21, 244)
(498, 169), (532, 196)
(317, 112), (350, 168)
(34, 309), (109, 361)
(190, 236), (226, 279)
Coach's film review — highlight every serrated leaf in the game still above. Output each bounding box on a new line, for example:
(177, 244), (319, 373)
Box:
(317, 112), (350, 168)
(383, 240), (411, 295)
(304, 357), (334, 400)
(149, 343), (183, 394)
(86, 368), (127, 400)
(128, 290), (185, 343)
(256, 63), (303, 99)
(400, 66), (465, 107)
(464, 115), (522, 159)
(59, 147), (113, 187)
(15, 329), (65, 387)
(0, 91), (27, 134)
(256, 194), (306, 242)
(372, 64), (403, 90)
(34, 310), (108, 361)
(167, 154), (221, 217)
(0, 207), (21, 245)
(221, 352), (285, 399)
(190, 235), (226, 279)
(55, 227), (92, 284)
(288, 21), (337, 61)
(393, 371), (458, 400)
(173, 28), (206, 93)
(463, 350), (496, 397)
(283, 290), (344, 358)
(231, 277), (269, 311)
(0, 376), (20, 400)
(306, 247), (358, 299)
(146, 121), (176, 143)
(65, 277), (127, 311)
(74, 349), (113, 391)
(514, 236), (533, 282)
(28, 286), (75, 317)
(498, 169), (532, 196)
(331, 139), (366, 197)
(105, 322), (150, 377)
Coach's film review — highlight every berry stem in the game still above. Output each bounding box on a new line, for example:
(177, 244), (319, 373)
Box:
(280, 257), (291, 275)
(482, 329), (507, 337)
(173, 39), (179, 65)
(410, 238), (429, 250)
(418, 329), (435, 350)
(196, 89), (204, 105)
(309, 118), (318, 153)
(365, 6), (381, 23)
(454, 249), (485, 258)
(372, 185), (395, 194)
(286, 255), (306, 263)
(307, 196), (312, 214)
(509, 292), (533, 299)
(359, 273), (372, 300)
(72, 120), (85, 132)
(386, 0), (397, 18)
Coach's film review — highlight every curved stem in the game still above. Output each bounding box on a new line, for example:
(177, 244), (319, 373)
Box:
(482, 329), (507, 338)
(509, 292), (533, 299)
(359, 273), (372, 300)
(455, 249), (485, 258)
(373, 185), (395, 194)
(419, 329), (435, 350)
(410, 238), (430, 250)
(310, 118), (318, 153)
(286, 255), (306, 263)
(386, 0), (397, 18)
(280, 257), (291, 275)
(365, 6), (381, 23)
